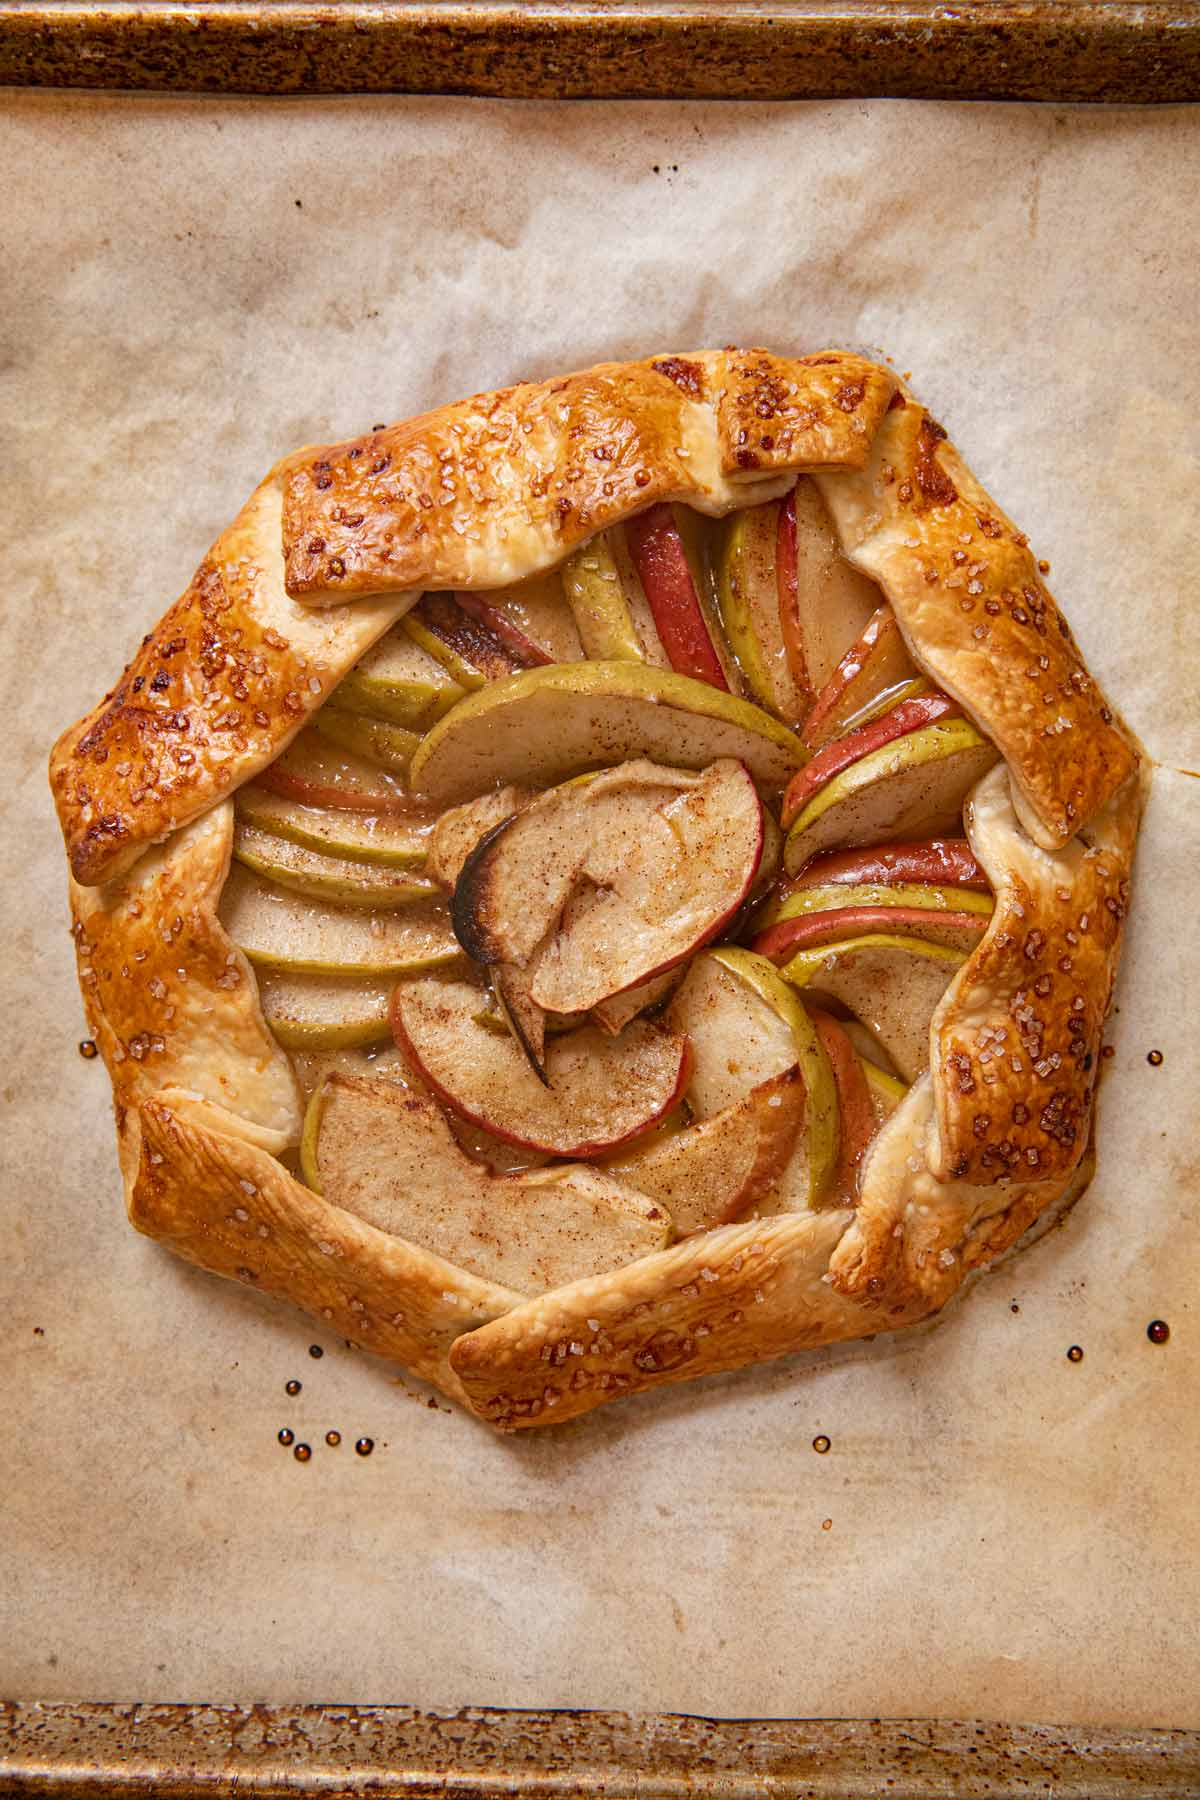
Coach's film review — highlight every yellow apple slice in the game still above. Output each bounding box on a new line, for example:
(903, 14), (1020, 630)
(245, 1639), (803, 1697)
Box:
(312, 706), (420, 774)
(605, 1065), (806, 1236)
(307, 1074), (672, 1292)
(233, 823), (439, 908)
(409, 661), (807, 804)
(334, 625), (465, 731)
(390, 974), (691, 1157)
(776, 881), (994, 921)
(257, 970), (393, 1051)
(235, 785), (433, 868)
(562, 533), (648, 662)
(220, 865), (460, 976)
(781, 932), (967, 1083)
(783, 719), (999, 874)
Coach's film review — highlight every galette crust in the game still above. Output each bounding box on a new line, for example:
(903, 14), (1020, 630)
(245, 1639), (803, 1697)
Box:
(51, 346), (1147, 1430)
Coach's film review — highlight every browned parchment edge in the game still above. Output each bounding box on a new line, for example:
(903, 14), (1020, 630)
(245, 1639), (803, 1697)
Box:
(2, 1703), (1199, 1796)
(2, 2), (1199, 102)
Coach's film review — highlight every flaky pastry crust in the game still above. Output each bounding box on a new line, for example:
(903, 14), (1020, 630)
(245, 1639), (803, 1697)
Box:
(51, 347), (1146, 1429)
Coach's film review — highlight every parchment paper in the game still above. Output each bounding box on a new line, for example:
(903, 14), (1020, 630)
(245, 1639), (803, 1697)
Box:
(2, 92), (1197, 1727)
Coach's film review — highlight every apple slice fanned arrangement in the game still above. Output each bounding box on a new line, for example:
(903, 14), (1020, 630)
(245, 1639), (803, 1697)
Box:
(229, 475), (1001, 1299)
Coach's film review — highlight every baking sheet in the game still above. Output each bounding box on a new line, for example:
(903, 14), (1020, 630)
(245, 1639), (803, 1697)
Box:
(1, 92), (1197, 1726)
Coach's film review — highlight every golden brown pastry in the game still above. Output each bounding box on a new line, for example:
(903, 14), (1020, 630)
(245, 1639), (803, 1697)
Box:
(51, 347), (1145, 1430)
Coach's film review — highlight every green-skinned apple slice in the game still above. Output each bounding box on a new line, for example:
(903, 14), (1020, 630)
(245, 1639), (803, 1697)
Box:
(861, 1058), (908, 1127)
(333, 625), (465, 731)
(775, 880), (994, 922)
(391, 974), (691, 1157)
(667, 947), (839, 1207)
(800, 605), (917, 750)
(233, 823), (438, 908)
(308, 1074), (671, 1293)
(404, 592), (545, 689)
(562, 533), (648, 662)
(715, 500), (808, 724)
(289, 1039), (411, 1102)
(312, 705), (421, 774)
(450, 759), (762, 1014)
(788, 838), (990, 893)
(258, 728), (412, 814)
(604, 1065), (806, 1236)
(753, 903), (987, 962)
(781, 932), (966, 1083)
(748, 1010), (875, 1213)
(781, 691), (962, 829)
(783, 719), (999, 874)
(235, 785), (433, 869)
(778, 477), (882, 695)
(257, 970), (393, 1052)
(625, 505), (735, 691)
(220, 865), (460, 976)
(409, 661), (807, 805)
(459, 568), (580, 665)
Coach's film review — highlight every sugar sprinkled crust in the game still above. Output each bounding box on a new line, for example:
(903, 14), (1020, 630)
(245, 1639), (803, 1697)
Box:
(50, 346), (1146, 1428)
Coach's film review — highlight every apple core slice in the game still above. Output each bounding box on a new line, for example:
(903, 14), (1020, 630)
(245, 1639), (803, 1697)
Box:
(391, 974), (691, 1157)
(781, 932), (967, 1083)
(310, 1074), (672, 1293)
(783, 719), (999, 873)
(236, 786), (433, 868)
(409, 661), (807, 804)
(605, 1065), (806, 1236)
(233, 823), (439, 908)
(220, 865), (460, 976)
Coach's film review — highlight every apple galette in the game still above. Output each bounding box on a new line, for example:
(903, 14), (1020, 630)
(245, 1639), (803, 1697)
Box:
(51, 349), (1145, 1429)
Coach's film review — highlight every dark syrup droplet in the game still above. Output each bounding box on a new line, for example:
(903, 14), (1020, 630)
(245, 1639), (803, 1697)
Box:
(1147, 1049), (1164, 1066)
(1147, 1320), (1170, 1345)
(325, 1430), (341, 1447)
(355, 1437), (375, 1457)
(293, 1443), (312, 1463)
(278, 1428), (294, 1446)
(285, 1379), (302, 1396)
(1067, 1345), (1084, 1363)
(78, 1039), (98, 1059)
(309, 1344), (324, 1359)
(812, 1435), (831, 1455)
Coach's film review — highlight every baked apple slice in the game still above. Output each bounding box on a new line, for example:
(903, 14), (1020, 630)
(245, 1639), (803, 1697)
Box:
(715, 500), (809, 724)
(780, 932), (967, 1083)
(562, 532), (652, 662)
(256, 970), (393, 1051)
(783, 718), (999, 873)
(777, 477), (882, 696)
(861, 1057), (908, 1128)
(425, 786), (537, 892)
(781, 691), (963, 829)
(799, 604), (918, 750)
(333, 624), (465, 731)
(258, 728), (412, 815)
(391, 974), (691, 1156)
(753, 902), (987, 961)
(236, 785), (433, 869)
(220, 866), (460, 976)
(605, 1065), (806, 1236)
(786, 838), (990, 893)
(452, 759), (763, 1012)
(313, 706), (421, 775)
(590, 966), (684, 1037)
(404, 592), (546, 689)
(624, 505), (733, 690)
(667, 947), (838, 1206)
(409, 661), (805, 806)
(458, 568), (581, 666)
(307, 1074), (671, 1293)
(748, 1009), (875, 1214)
(233, 823), (438, 909)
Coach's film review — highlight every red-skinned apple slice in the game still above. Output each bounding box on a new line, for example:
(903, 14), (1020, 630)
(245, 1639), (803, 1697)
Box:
(799, 604), (917, 750)
(454, 593), (555, 667)
(309, 1074), (671, 1293)
(259, 729), (413, 815)
(781, 691), (962, 829)
(789, 838), (989, 893)
(777, 478), (882, 696)
(753, 905), (987, 962)
(391, 973), (691, 1156)
(457, 568), (581, 666)
(783, 720), (999, 874)
(781, 933), (966, 1083)
(605, 1065), (806, 1236)
(452, 759), (764, 1013)
(741, 1009), (872, 1217)
(404, 592), (543, 689)
(625, 504), (731, 690)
